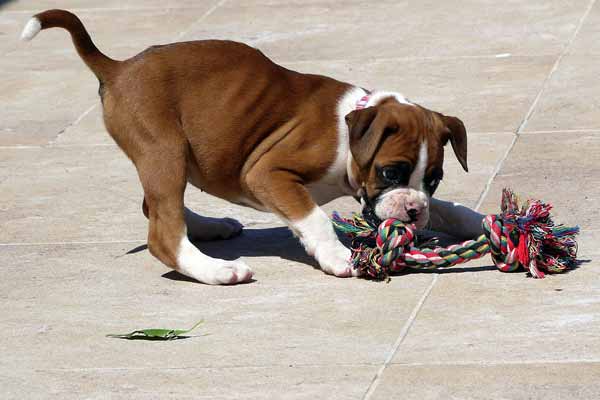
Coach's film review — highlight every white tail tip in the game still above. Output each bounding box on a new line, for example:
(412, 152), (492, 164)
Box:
(21, 17), (41, 41)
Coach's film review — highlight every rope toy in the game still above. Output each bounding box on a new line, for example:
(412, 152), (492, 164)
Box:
(332, 189), (579, 280)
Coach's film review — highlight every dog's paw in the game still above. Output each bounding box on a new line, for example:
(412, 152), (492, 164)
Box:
(187, 214), (243, 241)
(177, 238), (253, 285)
(212, 259), (253, 284)
(315, 242), (359, 278)
(189, 259), (253, 285)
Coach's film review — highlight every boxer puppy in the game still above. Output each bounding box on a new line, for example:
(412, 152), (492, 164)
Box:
(22, 10), (481, 285)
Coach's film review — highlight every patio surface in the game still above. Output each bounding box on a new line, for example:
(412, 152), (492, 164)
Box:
(1, 0), (599, 398)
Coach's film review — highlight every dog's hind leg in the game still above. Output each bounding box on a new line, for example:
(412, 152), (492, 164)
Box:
(184, 208), (243, 241)
(136, 132), (252, 285)
(428, 197), (485, 240)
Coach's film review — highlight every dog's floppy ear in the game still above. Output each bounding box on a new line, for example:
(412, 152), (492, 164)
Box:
(346, 107), (395, 168)
(441, 115), (468, 172)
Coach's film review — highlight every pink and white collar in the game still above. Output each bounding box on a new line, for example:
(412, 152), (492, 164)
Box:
(355, 93), (372, 110)
(354, 91), (413, 110)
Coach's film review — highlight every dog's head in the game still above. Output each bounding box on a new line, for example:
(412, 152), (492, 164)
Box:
(345, 97), (468, 229)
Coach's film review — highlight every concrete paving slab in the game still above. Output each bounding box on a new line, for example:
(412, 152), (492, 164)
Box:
(49, 104), (112, 146)
(0, 146), (144, 243)
(1, 66), (97, 146)
(478, 131), (599, 229)
(0, 11), (29, 53)
(1, 0), (217, 12)
(389, 262), (600, 366)
(1, 364), (376, 400)
(184, 0), (588, 61)
(372, 362), (600, 400)
(577, 230), (600, 260)
(568, 0), (600, 56)
(522, 56), (600, 132)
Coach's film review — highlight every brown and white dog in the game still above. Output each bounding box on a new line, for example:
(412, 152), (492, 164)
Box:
(21, 10), (484, 285)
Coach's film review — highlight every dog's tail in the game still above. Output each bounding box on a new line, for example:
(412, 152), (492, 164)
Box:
(20, 9), (120, 82)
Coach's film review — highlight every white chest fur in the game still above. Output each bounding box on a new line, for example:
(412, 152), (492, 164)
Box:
(305, 86), (367, 205)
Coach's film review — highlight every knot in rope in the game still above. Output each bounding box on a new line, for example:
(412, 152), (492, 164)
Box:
(374, 219), (415, 273)
(482, 214), (521, 273)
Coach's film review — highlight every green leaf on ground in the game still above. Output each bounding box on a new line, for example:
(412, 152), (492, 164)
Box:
(106, 320), (204, 340)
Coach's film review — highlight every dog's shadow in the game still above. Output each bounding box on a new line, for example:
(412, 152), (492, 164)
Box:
(195, 227), (314, 265)
(127, 226), (319, 282)
(126, 223), (503, 281)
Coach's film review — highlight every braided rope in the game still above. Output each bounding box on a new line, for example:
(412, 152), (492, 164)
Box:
(332, 189), (579, 280)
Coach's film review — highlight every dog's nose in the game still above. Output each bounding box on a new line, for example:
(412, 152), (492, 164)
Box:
(406, 208), (419, 222)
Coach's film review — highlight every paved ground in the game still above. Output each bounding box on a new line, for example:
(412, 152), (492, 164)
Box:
(2, 0), (599, 398)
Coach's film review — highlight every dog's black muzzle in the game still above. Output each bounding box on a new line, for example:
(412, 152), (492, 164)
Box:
(359, 189), (383, 228)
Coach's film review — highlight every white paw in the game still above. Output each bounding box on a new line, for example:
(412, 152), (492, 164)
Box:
(192, 259), (253, 285)
(315, 243), (359, 278)
(177, 237), (253, 285)
(212, 260), (254, 285)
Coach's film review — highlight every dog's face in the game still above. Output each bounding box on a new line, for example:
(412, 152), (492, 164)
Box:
(345, 98), (468, 229)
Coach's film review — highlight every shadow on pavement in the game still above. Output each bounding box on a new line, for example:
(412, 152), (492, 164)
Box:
(195, 227), (318, 268)
(122, 223), (514, 282)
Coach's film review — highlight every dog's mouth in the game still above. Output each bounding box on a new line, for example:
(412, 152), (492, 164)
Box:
(359, 188), (426, 228)
(360, 192), (383, 227)
(404, 206), (419, 223)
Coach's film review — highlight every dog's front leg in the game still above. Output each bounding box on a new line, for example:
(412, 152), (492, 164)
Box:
(246, 168), (358, 278)
(428, 197), (485, 240)
(292, 206), (359, 277)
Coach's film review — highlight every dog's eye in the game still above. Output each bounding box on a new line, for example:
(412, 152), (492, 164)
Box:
(379, 163), (411, 185)
(382, 168), (401, 181)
